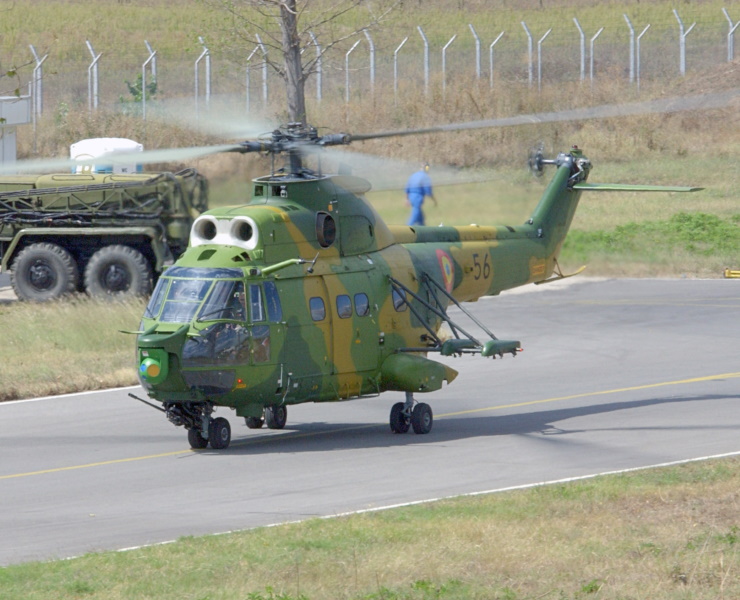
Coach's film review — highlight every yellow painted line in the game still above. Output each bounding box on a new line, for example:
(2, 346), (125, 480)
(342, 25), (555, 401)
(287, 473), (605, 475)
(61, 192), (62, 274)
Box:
(441, 371), (740, 418)
(3, 371), (739, 481)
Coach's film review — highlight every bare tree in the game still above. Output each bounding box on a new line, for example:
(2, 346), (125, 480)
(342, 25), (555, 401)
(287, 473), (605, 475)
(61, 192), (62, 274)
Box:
(213, 0), (399, 123)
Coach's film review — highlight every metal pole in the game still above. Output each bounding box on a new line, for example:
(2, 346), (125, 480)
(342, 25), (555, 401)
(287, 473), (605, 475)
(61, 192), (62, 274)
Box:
(673, 9), (696, 76)
(29, 45), (48, 117)
(521, 21), (533, 86)
(636, 24), (650, 94)
(363, 30), (375, 95)
(255, 34), (268, 106)
(142, 43), (156, 121)
(573, 18), (585, 82)
(195, 37), (210, 118)
(489, 32), (504, 90)
(723, 8), (740, 62)
(345, 39), (361, 104)
(417, 26), (429, 95)
(590, 27), (605, 84)
(144, 40), (157, 82)
(394, 36), (409, 102)
(468, 24), (481, 79)
(537, 29), (552, 93)
(85, 40), (101, 112)
(245, 46), (258, 113)
(309, 32), (322, 102)
(442, 34), (457, 96)
(624, 14), (635, 83)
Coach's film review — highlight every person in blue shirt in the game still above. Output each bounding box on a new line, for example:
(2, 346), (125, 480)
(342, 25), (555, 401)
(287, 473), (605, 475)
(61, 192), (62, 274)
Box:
(405, 163), (437, 226)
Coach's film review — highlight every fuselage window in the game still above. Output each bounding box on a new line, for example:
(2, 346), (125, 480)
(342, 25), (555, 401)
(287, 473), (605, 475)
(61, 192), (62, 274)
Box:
(392, 288), (407, 312)
(336, 294), (352, 319)
(249, 284), (265, 322)
(264, 281), (283, 322)
(354, 293), (370, 317)
(309, 297), (326, 321)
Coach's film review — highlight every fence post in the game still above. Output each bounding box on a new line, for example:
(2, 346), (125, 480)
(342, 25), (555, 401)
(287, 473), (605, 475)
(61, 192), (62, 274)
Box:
(442, 34), (457, 96)
(636, 24), (650, 94)
(417, 26), (430, 95)
(142, 41), (156, 121)
(85, 40), (101, 113)
(195, 36), (210, 119)
(308, 32), (322, 102)
(723, 8), (739, 61)
(29, 45), (48, 118)
(537, 29), (552, 92)
(573, 18), (585, 82)
(363, 30), (375, 95)
(255, 34), (268, 106)
(345, 39), (361, 103)
(623, 14), (635, 83)
(489, 32), (505, 89)
(521, 21), (533, 86)
(394, 36), (409, 102)
(590, 27), (605, 84)
(245, 46), (259, 112)
(673, 9), (696, 76)
(468, 24), (481, 79)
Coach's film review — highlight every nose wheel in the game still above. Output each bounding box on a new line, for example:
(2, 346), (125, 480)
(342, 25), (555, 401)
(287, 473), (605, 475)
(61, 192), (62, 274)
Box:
(186, 416), (232, 450)
(390, 393), (433, 434)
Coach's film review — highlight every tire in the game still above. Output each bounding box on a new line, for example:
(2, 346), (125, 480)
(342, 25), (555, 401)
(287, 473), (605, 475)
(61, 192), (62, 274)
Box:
(83, 245), (152, 300)
(264, 405), (287, 429)
(411, 403), (433, 435)
(390, 402), (410, 434)
(187, 428), (209, 449)
(11, 242), (79, 301)
(245, 416), (264, 429)
(209, 417), (231, 450)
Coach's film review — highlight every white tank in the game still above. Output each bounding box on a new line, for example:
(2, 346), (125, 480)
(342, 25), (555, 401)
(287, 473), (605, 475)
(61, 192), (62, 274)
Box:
(69, 137), (143, 174)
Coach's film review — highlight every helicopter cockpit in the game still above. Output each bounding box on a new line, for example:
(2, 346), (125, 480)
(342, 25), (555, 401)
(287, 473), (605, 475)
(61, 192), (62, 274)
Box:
(141, 266), (283, 373)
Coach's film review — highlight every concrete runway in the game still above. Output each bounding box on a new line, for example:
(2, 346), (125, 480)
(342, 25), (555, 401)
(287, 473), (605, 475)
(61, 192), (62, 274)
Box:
(1, 278), (739, 566)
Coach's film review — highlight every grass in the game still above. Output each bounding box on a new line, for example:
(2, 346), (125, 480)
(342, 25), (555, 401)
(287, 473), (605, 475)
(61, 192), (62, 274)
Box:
(0, 296), (146, 400)
(1, 457), (738, 599)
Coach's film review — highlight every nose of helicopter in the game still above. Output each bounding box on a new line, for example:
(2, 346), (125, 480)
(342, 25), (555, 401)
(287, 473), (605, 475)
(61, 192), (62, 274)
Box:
(138, 350), (168, 386)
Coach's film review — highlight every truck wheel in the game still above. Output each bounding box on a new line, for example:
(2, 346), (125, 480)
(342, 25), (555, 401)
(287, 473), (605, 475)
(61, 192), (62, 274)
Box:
(11, 243), (79, 301)
(84, 245), (153, 299)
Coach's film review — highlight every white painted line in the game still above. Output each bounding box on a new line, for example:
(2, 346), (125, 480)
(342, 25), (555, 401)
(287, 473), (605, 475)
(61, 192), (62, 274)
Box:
(0, 385), (141, 406)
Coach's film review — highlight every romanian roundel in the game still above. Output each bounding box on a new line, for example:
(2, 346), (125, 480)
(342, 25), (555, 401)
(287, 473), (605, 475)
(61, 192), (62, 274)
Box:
(436, 249), (454, 293)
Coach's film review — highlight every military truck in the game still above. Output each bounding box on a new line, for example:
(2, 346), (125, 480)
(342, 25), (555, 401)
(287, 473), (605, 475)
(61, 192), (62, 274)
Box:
(0, 168), (208, 301)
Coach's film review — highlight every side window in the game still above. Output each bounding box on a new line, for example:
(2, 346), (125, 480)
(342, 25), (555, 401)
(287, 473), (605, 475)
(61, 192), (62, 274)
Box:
(309, 297), (326, 321)
(354, 293), (370, 317)
(249, 284), (265, 322)
(392, 288), (407, 312)
(264, 281), (283, 322)
(336, 295), (352, 319)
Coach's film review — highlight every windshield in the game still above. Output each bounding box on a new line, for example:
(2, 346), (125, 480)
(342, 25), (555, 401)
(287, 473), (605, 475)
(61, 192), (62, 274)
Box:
(197, 280), (246, 322)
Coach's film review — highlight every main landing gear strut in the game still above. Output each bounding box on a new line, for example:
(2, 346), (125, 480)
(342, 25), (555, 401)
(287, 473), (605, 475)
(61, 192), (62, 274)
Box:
(390, 392), (433, 435)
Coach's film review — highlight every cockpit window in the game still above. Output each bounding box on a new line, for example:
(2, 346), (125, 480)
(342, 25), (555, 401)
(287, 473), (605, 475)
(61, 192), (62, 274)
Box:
(158, 279), (212, 323)
(249, 284), (265, 322)
(264, 281), (283, 322)
(143, 277), (169, 318)
(197, 280), (246, 322)
(163, 266), (243, 279)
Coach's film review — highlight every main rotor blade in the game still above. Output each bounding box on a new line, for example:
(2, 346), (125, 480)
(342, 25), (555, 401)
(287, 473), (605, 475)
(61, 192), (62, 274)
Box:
(0, 143), (243, 175)
(350, 89), (739, 142)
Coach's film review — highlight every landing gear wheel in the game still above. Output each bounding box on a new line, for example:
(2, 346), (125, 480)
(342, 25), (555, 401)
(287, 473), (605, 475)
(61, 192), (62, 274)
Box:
(187, 428), (209, 449)
(411, 402), (433, 434)
(245, 416), (264, 429)
(264, 405), (287, 429)
(390, 402), (410, 434)
(11, 242), (79, 301)
(83, 245), (152, 300)
(209, 417), (231, 449)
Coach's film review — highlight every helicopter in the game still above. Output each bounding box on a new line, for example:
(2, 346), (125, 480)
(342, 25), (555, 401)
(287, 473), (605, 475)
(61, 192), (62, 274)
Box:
(123, 91), (721, 450)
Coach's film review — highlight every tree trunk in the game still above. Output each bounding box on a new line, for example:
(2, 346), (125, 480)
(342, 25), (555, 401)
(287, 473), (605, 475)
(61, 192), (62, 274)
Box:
(280, 0), (307, 123)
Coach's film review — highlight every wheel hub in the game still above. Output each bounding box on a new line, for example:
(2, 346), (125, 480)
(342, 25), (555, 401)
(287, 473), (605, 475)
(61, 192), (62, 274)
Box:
(102, 264), (130, 292)
(29, 260), (55, 290)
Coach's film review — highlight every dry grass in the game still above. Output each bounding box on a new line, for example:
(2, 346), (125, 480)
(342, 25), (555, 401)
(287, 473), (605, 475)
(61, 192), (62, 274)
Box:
(0, 297), (145, 400)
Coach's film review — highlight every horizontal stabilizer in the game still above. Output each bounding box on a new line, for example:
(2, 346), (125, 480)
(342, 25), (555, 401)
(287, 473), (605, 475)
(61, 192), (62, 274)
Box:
(573, 182), (703, 193)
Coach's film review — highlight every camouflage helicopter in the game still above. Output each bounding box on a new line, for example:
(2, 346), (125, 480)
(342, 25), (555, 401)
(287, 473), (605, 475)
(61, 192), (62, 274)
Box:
(126, 91), (730, 450)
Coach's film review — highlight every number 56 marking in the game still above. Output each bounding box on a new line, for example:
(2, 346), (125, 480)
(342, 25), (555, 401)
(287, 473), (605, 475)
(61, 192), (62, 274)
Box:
(472, 253), (491, 280)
